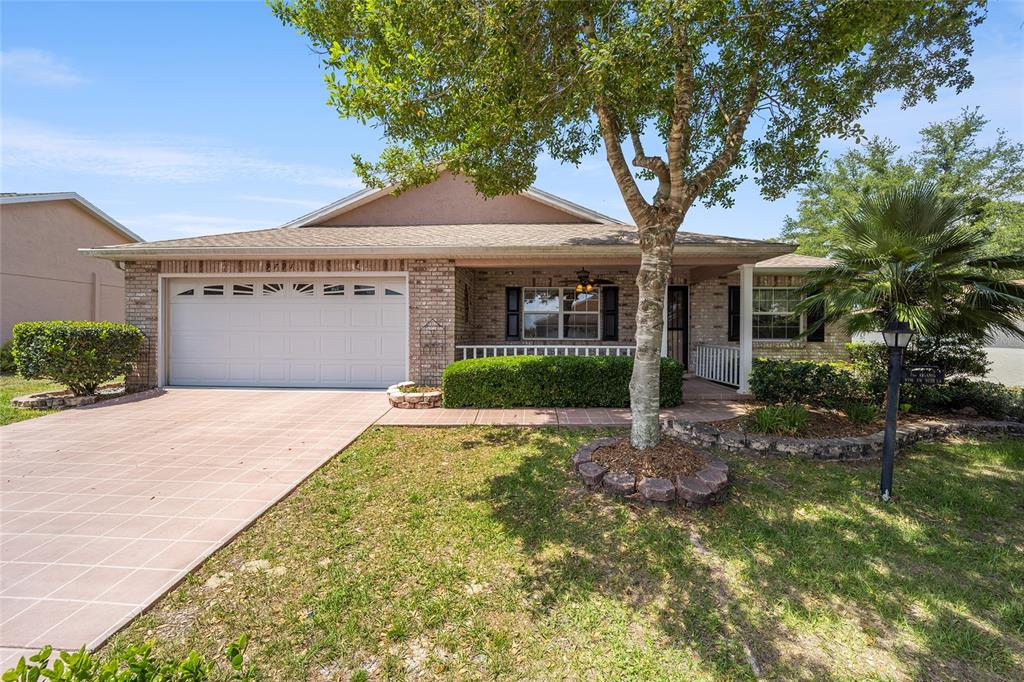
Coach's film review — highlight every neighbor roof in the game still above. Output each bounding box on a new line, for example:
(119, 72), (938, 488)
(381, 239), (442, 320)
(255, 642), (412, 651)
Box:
(82, 223), (793, 260)
(0, 192), (143, 243)
(754, 253), (836, 271)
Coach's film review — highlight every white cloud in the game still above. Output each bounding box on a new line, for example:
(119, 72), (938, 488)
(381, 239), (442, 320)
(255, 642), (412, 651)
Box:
(0, 118), (363, 189)
(235, 194), (329, 209)
(121, 213), (269, 238)
(1, 48), (86, 87)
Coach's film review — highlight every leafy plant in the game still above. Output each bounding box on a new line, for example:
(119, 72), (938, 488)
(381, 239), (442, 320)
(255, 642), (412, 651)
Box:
(843, 403), (881, 424)
(11, 321), (143, 396)
(2, 636), (254, 681)
(798, 184), (1024, 343)
(745, 404), (810, 436)
(909, 379), (1024, 421)
(0, 339), (15, 375)
(748, 359), (860, 408)
(847, 337), (991, 402)
(441, 355), (683, 409)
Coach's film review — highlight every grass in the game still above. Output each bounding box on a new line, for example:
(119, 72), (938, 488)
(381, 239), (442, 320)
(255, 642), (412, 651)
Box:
(0, 374), (63, 425)
(101, 428), (1024, 681)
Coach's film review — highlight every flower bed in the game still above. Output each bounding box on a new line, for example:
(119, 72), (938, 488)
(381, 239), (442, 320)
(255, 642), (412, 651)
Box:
(571, 436), (730, 508)
(386, 381), (442, 409)
(665, 416), (1024, 460)
(10, 383), (125, 410)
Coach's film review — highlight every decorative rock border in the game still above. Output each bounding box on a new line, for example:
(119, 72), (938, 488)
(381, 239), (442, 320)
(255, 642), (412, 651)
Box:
(11, 385), (126, 410)
(571, 437), (730, 508)
(665, 417), (1024, 461)
(386, 382), (442, 409)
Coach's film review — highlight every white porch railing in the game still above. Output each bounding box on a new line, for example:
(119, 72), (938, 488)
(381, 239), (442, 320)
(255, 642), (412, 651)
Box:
(694, 343), (740, 387)
(457, 344), (636, 360)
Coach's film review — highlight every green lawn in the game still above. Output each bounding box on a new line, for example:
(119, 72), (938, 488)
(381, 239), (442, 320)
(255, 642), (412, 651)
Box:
(103, 428), (1024, 681)
(0, 375), (63, 425)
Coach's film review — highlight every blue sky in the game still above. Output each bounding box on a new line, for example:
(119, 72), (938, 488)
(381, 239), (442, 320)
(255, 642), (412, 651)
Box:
(2, 0), (1022, 243)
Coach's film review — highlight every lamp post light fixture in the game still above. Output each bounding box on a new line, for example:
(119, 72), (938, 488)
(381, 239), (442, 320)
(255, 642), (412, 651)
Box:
(880, 319), (916, 502)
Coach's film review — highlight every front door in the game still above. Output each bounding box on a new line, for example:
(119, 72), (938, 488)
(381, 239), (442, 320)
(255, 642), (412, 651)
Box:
(667, 285), (689, 368)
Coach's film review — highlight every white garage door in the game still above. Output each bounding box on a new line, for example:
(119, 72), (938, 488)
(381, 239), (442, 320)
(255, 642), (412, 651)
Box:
(167, 277), (407, 388)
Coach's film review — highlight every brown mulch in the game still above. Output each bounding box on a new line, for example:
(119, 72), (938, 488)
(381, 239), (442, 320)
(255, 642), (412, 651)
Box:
(397, 384), (440, 393)
(710, 409), (943, 439)
(592, 436), (707, 479)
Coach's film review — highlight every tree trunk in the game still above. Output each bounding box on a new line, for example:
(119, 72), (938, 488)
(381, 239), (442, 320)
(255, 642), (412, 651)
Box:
(630, 229), (675, 449)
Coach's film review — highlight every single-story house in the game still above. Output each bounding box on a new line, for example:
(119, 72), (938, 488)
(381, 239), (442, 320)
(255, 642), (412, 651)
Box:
(1, 192), (143, 343)
(82, 172), (847, 394)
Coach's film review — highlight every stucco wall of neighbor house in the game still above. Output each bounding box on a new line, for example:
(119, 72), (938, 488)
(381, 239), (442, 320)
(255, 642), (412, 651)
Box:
(123, 257), (454, 389)
(0, 200), (129, 342)
(690, 271), (850, 362)
(309, 172), (593, 226)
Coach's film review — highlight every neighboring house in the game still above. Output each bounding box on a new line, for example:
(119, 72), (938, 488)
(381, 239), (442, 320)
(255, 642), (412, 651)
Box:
(82, 172), (848, 393)
(1, 193), (143, 343)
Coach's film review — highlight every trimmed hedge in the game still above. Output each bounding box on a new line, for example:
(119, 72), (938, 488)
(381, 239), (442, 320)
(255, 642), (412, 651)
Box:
(906, 378), (1024, 421)
(12, 321), (143, 396)
(748, 358), (860, 408)
(441, 355), (684, 408)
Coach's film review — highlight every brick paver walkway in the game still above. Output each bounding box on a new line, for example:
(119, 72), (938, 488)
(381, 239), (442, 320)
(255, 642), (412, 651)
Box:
(376, 401), (748, 426)
(0, 389), (390, 666)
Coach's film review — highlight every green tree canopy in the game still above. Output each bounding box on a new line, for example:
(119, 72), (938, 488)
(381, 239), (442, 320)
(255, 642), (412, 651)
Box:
(272, 0), (984, 448)
(782, 108), (1024, 256)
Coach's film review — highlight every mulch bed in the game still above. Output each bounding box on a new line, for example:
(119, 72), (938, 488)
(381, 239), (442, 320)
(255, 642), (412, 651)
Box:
(592, 436), (707, 479)
(397, 384), (440, 393)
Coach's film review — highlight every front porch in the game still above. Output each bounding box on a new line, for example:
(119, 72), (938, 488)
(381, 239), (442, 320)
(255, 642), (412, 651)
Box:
(439, 259), (849, 393)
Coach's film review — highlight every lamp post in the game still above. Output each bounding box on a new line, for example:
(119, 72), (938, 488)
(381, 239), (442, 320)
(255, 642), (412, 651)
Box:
(880, 320), (916, 502)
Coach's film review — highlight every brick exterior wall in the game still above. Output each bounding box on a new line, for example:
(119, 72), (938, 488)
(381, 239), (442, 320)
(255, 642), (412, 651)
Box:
(123, 261), (159, 392)
(689, 271), (850, 362)
(408, 259), (456, 385)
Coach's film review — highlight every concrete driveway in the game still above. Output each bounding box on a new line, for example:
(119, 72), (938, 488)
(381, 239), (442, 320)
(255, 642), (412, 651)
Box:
(0, 388), (389, 666)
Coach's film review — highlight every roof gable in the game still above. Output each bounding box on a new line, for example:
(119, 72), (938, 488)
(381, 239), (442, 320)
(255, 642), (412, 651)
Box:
(282, 171), (622, 228)
(0, 192), (142, 243)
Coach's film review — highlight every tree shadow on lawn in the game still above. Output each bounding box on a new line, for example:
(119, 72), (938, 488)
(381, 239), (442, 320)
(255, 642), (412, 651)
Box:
(480, 432), (1024, 680)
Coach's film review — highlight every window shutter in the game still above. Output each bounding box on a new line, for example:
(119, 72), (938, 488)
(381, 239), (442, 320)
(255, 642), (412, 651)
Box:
(727, 286), (740, 342)
(601, 287), (619, 341)
(505, 287), (521, 339)
(806, 302), (825, 342)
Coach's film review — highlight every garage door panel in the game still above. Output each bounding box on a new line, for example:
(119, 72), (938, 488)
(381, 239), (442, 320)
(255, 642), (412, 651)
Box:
(169, 277), (407, 388)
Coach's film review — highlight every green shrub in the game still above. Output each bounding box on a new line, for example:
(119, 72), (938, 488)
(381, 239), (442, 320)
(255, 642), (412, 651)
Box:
(847, 336), (990, 402)
(745, 404), (810, 435)
(3, 635), (255, 681)
(748, 358), (860, 408)
(441, 355), (684, 408)
(12, 321), (143, 396)
(0, 338), (14, 374)
(907, 378), (1024, 421)
(843, 402), (881, 424)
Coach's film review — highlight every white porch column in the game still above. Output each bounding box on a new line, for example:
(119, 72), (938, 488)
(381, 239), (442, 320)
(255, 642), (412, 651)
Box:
(660, 284), (669, 356)
(738, 264), (754, 393)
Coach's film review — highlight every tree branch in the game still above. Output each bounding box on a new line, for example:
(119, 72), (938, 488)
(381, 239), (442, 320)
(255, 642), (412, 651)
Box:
(667, 21), (695, 208)
(593, 102), (655, 223)
(688, 74), (759, 198)
(630, 130), (671, 205)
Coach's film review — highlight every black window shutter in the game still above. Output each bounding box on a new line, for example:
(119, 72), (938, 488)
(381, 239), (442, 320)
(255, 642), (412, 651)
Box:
(806, 302), (825, 342)
(601, 287), (619, 341)
(727, 286), (740, 342)
(505, 287), (521, 339)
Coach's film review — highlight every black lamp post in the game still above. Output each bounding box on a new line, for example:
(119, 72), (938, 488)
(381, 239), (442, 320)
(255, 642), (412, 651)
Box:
(880, 319), (916, 502)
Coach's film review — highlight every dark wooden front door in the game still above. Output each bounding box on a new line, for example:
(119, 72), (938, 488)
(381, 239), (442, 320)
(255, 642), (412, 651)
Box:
(667, 285), (689, 368)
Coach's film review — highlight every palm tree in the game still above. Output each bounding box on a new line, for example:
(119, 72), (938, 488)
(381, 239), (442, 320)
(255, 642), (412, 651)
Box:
(797, 183), (1024, 341)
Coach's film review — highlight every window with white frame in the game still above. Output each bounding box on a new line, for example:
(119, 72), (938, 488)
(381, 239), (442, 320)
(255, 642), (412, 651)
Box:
(522, 287), (600, 340)
(752, 288), (802, 340)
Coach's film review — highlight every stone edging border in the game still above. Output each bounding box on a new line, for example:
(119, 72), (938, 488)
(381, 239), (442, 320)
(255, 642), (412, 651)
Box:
(386, 382), (443, 409)
(11, 385), (126, 410)
(664, 417), (1024, 460)
(571, 437), (730, 508)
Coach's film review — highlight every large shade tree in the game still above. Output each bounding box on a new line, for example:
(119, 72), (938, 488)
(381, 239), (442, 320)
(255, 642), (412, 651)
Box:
(272, 0), (984, 448)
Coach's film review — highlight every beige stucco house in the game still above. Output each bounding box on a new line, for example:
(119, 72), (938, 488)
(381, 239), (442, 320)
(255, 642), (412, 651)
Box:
(82, 172), (846, 394)
(1, 193), (142, 343)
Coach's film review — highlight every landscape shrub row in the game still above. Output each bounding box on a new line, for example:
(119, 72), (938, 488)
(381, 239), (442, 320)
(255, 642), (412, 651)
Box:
(441, 355), (684, 408)
(750, 343), (1023, 421)
(11, 321), (143, 396)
